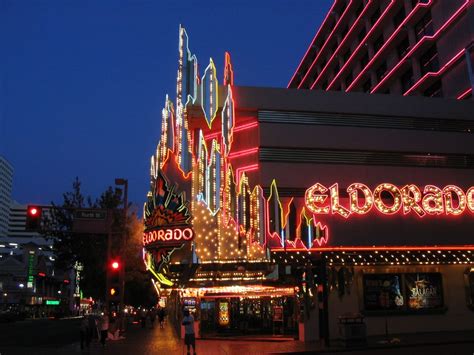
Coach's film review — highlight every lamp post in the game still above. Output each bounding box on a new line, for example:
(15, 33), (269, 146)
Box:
(114, 178), (128, 313)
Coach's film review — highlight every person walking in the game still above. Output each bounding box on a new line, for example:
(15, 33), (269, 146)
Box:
(158, 307), (165, 329)
(149, 308), (156, 328)
(99, 312), (109, 347)
(182, 309), (196, 355)
(79, 316), (89, 350)
(140, 308), (147, 329)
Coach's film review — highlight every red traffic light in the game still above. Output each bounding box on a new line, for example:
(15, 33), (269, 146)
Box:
(111, 261), (120, 270)
(28, 207), (38, 216)
(26, 205), (42, 231)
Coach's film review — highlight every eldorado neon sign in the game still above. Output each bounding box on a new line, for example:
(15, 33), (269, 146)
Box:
(305, 183), (474, 218)
(143, 226), (194, 247)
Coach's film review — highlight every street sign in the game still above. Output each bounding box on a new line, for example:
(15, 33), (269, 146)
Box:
(72, 209), (110, 234)
(74, 209), (107, 220)
(45, 300), (60, 305)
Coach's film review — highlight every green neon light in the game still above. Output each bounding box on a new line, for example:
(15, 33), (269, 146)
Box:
(45, 300), (60, 305)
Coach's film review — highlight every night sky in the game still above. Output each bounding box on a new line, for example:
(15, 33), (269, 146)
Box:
(1, 0), (332, 211)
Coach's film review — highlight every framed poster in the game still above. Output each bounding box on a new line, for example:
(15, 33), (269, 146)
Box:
(273, 306), (283, 322)
(363, 274), (404, 311)
(405, 273), (443, 310)
(218, 301), (230, 326)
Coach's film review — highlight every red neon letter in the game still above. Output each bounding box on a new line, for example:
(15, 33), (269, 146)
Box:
(329, 183), (350, 218)
(347, 183), (373, 215)
(422, 185), (444, 215)
(373, 183), (402, 215)
(467, 187), (474, 213)
(401, 185), (425, 217)
(443, 185), (466, 215)
(305, 183), (330, 214)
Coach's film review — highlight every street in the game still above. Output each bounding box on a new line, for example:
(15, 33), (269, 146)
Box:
(1, 318), (474, 355)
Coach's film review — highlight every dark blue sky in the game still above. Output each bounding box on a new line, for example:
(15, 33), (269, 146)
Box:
(1, 0), (332, 210)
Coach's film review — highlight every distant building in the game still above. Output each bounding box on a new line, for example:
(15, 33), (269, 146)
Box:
(0, 202), (54, 260)
(288, 0), (474, 99)
(0, 156), (13, 237)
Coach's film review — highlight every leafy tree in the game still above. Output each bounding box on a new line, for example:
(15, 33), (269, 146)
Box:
(44, 178), (155, 304)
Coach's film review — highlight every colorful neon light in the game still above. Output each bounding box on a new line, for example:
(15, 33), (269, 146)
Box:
(204, 121), (258, 141)
(326, 0), (398, 91)
(298, 0), (355, 89)
(345, 0), (434, 91)
(272, 245), (474, 252)
(457, 88), (472, 100)
(312, 0), (377, 90)
(288, 0), (338, 88)
(228, 147), (259, 159)
(143, 227), (194, 246)
(201, 58), (219, 127)
(371, 0), (469, 93)
(305, 182), (474, 218)
(403, 49), (465, 96)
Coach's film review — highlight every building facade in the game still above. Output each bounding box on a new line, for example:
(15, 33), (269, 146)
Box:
(0, 156), (13, 237)
(288, 0), (474, 100)
(144, 27), (474, 342)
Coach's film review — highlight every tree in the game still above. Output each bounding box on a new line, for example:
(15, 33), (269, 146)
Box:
(44, 178), (155, 304)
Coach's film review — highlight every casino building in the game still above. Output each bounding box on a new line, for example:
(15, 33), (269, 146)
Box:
(143, 25), (474, 342)
(288, 0), (474, 100)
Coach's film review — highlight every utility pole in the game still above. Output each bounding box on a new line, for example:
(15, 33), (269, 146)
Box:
(114, 178), (128, 312)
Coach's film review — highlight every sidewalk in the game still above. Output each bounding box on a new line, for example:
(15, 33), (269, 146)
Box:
(2, 321), (473, 354)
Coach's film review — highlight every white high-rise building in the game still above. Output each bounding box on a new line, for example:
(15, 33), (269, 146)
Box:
(0, 156), (13, 237)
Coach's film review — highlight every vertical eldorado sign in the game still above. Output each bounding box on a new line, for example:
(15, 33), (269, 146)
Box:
(143, 169), (193, 287)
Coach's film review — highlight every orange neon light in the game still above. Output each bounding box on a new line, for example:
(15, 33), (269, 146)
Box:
(305, 182), (474, 218)
(228, 147), (259, 159)
(272, 245), (474, 252)
(204, 121), (258, 141)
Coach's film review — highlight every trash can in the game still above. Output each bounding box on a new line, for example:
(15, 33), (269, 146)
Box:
(338, 313), (367, 347)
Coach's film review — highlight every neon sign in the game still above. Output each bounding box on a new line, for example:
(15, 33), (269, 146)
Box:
(305, 183), (474, 218)
(143, 227), (194, 247)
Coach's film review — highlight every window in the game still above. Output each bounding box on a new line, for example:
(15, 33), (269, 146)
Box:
(370, 6), (381, 27)
(355, 2), (364, 17)
(414, 11), (433, 41)
(358, 27), (367, 44)
(424, 80), (443, 97)
(360, 51), (369, 68)
(420, 45), (439, 75)
(401, 68), (414, 92)
(342, 49), (351, 64)
(375, 61), (387, 82)
(373, 34), (384, 53)
(363, 273), (444, 312)
(363, 79), (372, 92)
(363, 274), (404, 311)
(344, 72), (353, 88)
(405, 273), (444, 310)
(397, 36), (410, 58)
(341, 25), (349, 38)
(393, 6), (406, 28)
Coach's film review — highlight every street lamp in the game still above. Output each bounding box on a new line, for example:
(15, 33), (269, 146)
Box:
(113, 178), (128, 315)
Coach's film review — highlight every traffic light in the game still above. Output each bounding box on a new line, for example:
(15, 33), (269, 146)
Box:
(109, 287), (120, 297)
(26, 205), (42, 231)
(107, 259), (123, 303)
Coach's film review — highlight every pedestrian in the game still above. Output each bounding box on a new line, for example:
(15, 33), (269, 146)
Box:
(149, 308), (156, 328)
(182, 309), (196, 355)
(158, 307), (166, 329)
(99, 311), (109, 347)
(79, 316), (89, 350)
(88, 313), (98, 342)
(140, 308), (147, 328)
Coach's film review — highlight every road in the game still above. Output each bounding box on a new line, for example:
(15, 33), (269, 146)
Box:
(1, 318), (473, 355)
